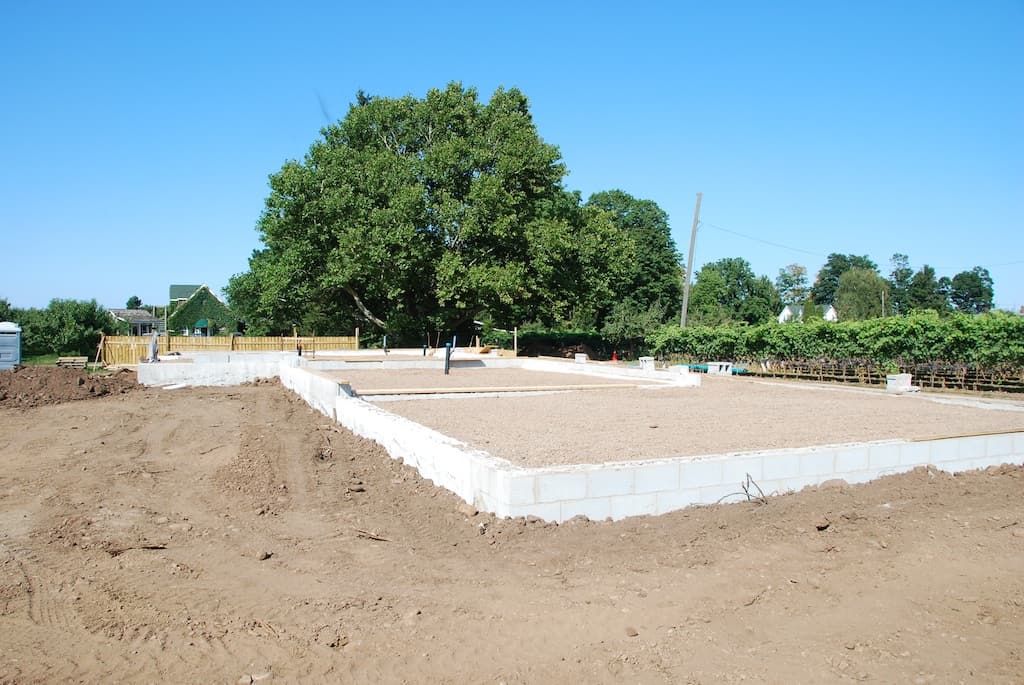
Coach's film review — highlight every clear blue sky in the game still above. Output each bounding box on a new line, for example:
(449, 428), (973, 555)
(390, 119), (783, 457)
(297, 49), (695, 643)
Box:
(2, 1), (1021, 312)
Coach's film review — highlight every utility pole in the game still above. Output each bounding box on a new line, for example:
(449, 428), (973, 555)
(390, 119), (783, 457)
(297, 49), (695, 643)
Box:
(680, 192), (702, 327)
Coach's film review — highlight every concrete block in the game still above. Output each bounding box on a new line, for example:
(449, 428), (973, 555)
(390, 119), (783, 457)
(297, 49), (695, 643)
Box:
(722, 456), (763, 484)
(655, 488), (702, 515)
(609, 493), (659, 520)
(777, 476), (820, 493)
(868, 443), (902, 470)
(958, 437), (987, 460)
(843, 470), (881, 485)
(634, 462), (681, 494)
(699, 483), (746, 505)
(928, 439), (960, 464)
(899, 441), (931, 466)
(586, 468), (635, 498)
(560, 497), (612, 522)
(761, 453), (801, 481)
(680, 458), (723, 488)
(1014, 433), (1024, 456)
(985, 433), (1015, 458)
(536, 472), (588, 503)
(972, 455), (1018, 471)
(835, 447), (869, 473)
(800, 450), (836, 476)
(506, 473), (537, 506)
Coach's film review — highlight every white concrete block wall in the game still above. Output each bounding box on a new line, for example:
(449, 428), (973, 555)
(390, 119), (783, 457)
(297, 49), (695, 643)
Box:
(151, 362), (1024, 524)
(138, 359), (282, 386)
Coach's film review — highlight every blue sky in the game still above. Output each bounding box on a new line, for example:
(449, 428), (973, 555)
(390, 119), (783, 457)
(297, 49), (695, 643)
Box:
(2, 1), (1021, 312)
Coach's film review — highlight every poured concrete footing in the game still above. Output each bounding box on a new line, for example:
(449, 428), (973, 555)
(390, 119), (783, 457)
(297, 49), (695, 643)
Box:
(142, 355), (1024, 522)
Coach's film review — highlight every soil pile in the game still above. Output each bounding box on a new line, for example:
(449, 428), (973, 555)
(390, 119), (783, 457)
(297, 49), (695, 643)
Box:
(0, 365), (139, 408)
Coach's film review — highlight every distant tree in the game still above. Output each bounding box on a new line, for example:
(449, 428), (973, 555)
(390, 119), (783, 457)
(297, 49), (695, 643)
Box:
(834, 268), (890, 321)
(906, 265), (950, 312)
(811, 253), (878, 306)
(126, 295), (142, 309)
(585, 190), (682, 321)
(0, 297), (12, 322)
(887, 253), (913, 315)
(775, 264), (808, 305)
(600, 299), (665, 356)
(14, 299), (118, 357)
(689, 257), (781, 325)
(949, 266), (994, 314)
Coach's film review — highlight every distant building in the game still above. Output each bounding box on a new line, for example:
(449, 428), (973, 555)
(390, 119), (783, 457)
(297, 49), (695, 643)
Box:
(778, 304), (838, 324)
(166, 284), (238, 336)
(109, 308), (164, 336)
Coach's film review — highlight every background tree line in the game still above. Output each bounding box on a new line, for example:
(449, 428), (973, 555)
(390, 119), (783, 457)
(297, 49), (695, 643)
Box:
(0, 297), (116, 358)
(226, 83), (998, 347)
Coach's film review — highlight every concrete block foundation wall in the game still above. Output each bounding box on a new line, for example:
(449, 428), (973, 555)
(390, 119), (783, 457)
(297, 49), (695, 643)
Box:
(140, 357), (1024, 523)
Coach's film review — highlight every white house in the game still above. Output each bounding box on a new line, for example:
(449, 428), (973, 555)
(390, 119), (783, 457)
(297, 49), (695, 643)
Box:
(777, 304), (838, 324)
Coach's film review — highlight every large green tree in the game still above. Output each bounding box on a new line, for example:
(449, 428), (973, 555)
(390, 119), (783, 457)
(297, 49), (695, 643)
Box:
(227, 83), (630, 339)
(775, 263), (808, 305)
(949, 266), (994, 314)
(584, 190), (682, 318)
(811, 253), (878, 306)
(887, 253), (913, 315)
(9, 299), (116, 357)
(834, 268), (890, 321)
(906, 265), (950, 312)
(689, 257), (781, 325)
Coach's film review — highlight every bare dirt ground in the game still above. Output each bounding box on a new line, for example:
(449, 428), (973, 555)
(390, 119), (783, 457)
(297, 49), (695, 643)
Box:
(372, 371), (1024, 466)
(1, 370), (1023, 683)
(0, 366), (139, 409)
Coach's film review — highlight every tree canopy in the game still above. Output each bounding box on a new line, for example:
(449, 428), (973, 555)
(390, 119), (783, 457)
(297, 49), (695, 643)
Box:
(226, 84), (672, 341)
(811, 253), (878, 306)
(4, 299), (116, 356)
(949, 266), (994, 314)
(689, 257), (781, 326)
(775, 264), (808, 305)
(906, 264), (950, 312)
(834, 268), (890, 321)
(584, 190), (682, 316)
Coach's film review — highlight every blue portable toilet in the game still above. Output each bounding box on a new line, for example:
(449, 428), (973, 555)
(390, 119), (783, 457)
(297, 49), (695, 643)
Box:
(0, 322), (21, 370)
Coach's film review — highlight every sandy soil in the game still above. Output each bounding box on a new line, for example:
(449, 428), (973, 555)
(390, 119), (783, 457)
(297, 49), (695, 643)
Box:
(375, 373), (1024, 467)
(1, 374), (1023, 683)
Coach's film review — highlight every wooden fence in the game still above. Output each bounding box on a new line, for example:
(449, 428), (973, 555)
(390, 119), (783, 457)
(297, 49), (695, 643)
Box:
(746, 360), (1024, 394)
(101, 335), (358, 366)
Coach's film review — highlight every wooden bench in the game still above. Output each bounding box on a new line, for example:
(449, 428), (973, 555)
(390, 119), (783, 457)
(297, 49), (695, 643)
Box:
(56, 356), (88, 369)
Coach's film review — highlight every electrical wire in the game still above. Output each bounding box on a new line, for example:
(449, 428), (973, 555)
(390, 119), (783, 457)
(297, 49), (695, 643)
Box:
(698, 220), (828, 258)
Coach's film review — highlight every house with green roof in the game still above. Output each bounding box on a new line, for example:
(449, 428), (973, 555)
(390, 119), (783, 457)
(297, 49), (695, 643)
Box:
(169, 284), (203, 303)
(166, 285), (239, 336)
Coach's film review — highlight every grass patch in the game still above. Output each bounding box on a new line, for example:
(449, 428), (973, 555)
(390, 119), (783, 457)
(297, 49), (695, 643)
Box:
(21, 353), (60, 366)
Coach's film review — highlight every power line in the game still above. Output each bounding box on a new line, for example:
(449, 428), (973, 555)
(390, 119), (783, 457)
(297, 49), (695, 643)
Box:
(698, 220), (827, 258)
(700, 218), (1024, 272)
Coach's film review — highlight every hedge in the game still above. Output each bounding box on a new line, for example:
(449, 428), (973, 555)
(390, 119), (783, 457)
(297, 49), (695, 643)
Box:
(647, 312), (1024, 369)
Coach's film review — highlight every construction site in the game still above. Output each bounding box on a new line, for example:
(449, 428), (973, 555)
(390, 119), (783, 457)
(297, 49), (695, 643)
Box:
(0, 349), (1022, 682)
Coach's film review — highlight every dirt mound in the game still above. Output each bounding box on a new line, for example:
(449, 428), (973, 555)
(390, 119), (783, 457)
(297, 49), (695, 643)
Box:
(0, 365), (139, 408)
